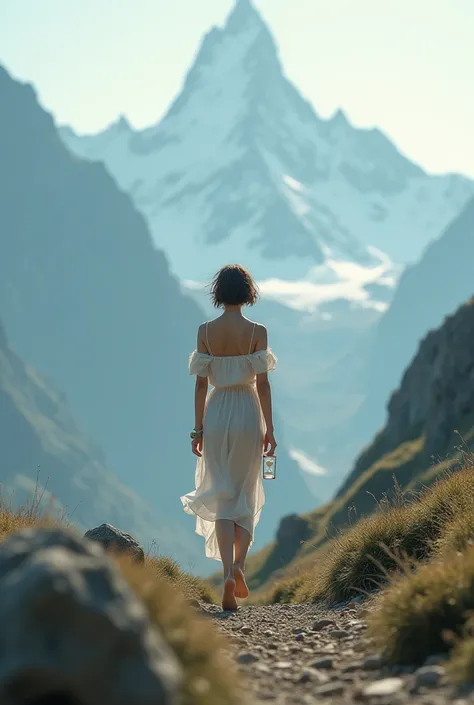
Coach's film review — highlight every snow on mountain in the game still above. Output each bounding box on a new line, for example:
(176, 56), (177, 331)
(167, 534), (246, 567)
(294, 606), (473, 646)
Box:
(59, 0), (472, 314)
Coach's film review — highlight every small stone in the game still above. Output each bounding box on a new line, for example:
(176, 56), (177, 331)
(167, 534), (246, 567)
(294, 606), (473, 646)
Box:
(363, 654), (384, 670)
(84, 523), (145, 563)
(329, 629), (350, 639)
(264, 629), (275, 637)
(275, 660), (293, 669)
(424, 653), (448, 666)
(361, 677), (404, 698)
(310, 656), (334, 670)
(312, 619), (336, 632)
(240, 625), (252, 635)
(415, 665), (445, 688)
(237, 651), (260, 664)
(315, 681), (345, 697)
(353, 640), (370, 652)
(349, 595), (364, 605)
(342, 662), (363, 673)
(295, 633), (305, 642)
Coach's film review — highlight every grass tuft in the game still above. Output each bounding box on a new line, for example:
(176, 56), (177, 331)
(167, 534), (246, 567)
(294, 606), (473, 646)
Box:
(119, 557), (239, 705)
(448, 614), (474, 685)
(270, 467), (474, 604)
(369, 546), (474, 665)
(149, 555), (217, 604)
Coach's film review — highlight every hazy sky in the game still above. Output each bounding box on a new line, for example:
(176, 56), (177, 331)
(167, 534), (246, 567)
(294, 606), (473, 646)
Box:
(1, 0), (473, 176)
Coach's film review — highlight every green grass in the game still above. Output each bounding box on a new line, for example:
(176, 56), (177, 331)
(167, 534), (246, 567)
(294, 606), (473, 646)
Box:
(368, 546), (474, 666)
(268, 465), (474, 604)
(448, 614), (474, 684)
(149, 555), (217, 604)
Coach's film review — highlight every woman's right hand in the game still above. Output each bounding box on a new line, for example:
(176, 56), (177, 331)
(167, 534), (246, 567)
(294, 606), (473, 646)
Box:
(264, 429), (277, 456)
(191, 437), (203, 458)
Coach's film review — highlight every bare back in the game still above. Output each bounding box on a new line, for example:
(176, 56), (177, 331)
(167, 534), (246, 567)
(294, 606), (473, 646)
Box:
(198, 315), (267, 357)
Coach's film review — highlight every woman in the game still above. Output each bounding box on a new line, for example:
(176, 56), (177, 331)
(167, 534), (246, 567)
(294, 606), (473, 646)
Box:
(181, 264), (277, 610)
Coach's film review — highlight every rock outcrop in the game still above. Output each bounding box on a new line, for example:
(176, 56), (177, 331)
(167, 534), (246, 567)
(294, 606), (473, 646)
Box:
(0, 528), (182, 704)
(84, 523), (145, 563)
(338, 297), (474, 509)
(333, 197), (474, 478)
(247, 296), (474, 589)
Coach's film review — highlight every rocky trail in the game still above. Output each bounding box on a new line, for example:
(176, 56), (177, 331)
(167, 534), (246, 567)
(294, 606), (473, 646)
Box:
(201, 599), (474, 705)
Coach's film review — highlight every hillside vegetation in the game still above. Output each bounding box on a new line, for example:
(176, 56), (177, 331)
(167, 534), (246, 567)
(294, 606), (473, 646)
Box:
(255, 459), (474, 685)
(246, 297), (474, 595)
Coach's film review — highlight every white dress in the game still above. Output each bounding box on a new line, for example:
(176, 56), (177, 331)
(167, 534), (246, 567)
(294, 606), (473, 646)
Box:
(180, 343), (277, 561)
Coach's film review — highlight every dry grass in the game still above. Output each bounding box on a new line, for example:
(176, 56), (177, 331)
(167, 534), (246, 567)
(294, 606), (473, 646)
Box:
(0, 496), (237, 704)
(120, 558), (239, 705)
(368, 547), (474, 666)
(269, 574), (306, 604)
(149, 555), (217, 604)
(448, 614), (474, 685)
(269, 465), (474, 604)
(435, 511), (474, 556)
(0, 492), (59, 540)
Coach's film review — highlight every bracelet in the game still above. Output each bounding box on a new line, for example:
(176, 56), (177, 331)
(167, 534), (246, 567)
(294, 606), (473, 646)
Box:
(190, 429), (203, 440)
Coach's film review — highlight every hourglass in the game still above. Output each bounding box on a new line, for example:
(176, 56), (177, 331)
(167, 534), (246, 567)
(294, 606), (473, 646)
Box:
(262, 455), (277, 480)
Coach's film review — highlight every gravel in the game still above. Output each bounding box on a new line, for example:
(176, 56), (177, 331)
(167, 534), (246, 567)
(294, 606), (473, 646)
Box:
(200, 601), (465, 704)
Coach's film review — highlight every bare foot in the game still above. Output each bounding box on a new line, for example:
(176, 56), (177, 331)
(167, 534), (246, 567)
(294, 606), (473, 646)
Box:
(233, 564), (249, 599)
(222, 577), (238, 611)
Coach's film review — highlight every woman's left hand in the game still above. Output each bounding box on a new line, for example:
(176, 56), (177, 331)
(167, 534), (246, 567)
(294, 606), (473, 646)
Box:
(191, 437), (203, 457)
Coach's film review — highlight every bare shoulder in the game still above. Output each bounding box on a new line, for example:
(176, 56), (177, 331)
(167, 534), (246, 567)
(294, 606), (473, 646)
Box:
(196, 322), (210, 353)
(253, 322), (268, 350)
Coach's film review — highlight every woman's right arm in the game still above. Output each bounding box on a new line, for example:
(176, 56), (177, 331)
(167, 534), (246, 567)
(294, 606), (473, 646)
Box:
(255, 325), (277, 456)
(192, 325), (209, 457)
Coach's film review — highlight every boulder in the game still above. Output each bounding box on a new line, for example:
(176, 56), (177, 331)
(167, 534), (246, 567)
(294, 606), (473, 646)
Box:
(84, 523), (145, 563)
(0, 528), (181, 704)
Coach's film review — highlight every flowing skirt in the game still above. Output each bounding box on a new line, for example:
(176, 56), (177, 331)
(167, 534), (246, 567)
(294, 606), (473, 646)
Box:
(181, 384), (265, 561)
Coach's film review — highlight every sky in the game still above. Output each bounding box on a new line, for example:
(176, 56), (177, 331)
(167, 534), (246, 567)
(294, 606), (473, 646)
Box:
(1, 0), (473, 177)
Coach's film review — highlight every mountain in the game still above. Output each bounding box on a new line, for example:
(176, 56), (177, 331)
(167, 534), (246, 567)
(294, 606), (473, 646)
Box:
(58, 0), (472, 496)
(0, 63), (312, 567)
(0, 317), (195, 561)
(61, 0), (471, 297)
(333, 197), (474, 486)
(246, 293), (474, 591)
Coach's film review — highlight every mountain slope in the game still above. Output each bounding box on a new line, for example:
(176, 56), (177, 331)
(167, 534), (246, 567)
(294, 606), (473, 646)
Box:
(247, 294), (474, 591)
(58, 0), (472, 494)
(61, 0), (471, 297)
(333, 196), (474, 485)
(0, 63), (312, 565)
(0, 317), (194, 559)
(0, 64), (201, 517)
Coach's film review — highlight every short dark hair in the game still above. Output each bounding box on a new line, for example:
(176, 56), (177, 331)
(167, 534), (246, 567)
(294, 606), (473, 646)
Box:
(210, 264), (259, 308)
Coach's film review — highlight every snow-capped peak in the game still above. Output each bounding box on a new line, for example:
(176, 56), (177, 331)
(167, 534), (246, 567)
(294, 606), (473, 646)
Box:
(226, 0), (267, 35)
(61, 1), (473, 311)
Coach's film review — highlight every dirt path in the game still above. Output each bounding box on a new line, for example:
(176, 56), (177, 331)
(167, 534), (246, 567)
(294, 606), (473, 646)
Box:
(201, 599), (474, 705)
